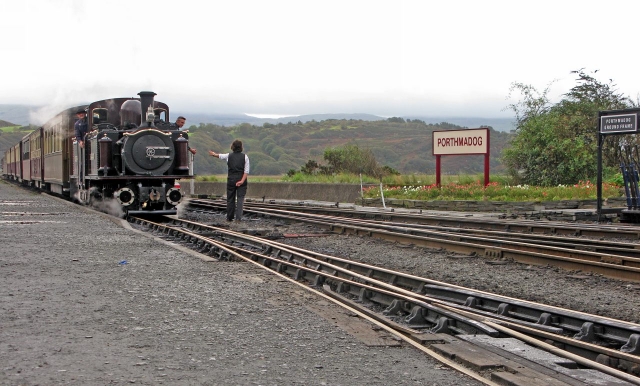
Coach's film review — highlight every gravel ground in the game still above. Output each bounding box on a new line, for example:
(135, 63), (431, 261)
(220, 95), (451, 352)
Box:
(183, 201), (640, 325)
(0, 181), (482, 386)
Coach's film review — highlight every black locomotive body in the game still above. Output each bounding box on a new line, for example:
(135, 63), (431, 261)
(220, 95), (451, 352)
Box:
(3, 91), (193, 216)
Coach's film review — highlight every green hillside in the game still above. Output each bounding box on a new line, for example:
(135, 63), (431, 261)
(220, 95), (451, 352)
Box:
(0, 124), (35, 160)
(188, 119), (512, 176)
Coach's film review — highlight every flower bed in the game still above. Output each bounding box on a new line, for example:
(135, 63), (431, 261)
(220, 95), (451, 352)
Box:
(363, 180), (622, 202)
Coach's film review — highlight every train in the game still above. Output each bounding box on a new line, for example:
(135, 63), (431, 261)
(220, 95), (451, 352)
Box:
(2, 91), (193, 216)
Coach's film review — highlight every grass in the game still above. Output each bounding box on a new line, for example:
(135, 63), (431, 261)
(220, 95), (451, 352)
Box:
(196, 175), (283, 182)
(0, 126), (23, 132)
(194, 173), (624, 201)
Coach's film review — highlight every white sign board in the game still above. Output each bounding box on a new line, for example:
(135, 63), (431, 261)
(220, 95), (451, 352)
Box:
(600, 114), (637, 134)
(432, 128), (489, 155)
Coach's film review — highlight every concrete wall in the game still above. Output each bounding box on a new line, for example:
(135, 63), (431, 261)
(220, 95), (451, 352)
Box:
(193, 182), (367, 203)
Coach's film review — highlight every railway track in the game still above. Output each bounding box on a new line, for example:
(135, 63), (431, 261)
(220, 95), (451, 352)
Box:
(130, 214), (640, 385)
(187, 199), (640, 282)
(229, 199), (640, 240)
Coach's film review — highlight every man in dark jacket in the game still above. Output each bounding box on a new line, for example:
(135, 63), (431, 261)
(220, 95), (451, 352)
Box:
(208, 140), (250, 221)
(74, 109), (88, 148)
(174, 116), (196, 155)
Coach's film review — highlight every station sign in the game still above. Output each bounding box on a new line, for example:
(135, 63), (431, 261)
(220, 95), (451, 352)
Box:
(600, 114), (638, 134)
(432, 128), (489, 155)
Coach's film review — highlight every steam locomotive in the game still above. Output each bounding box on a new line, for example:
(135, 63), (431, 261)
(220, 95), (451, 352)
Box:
(2, 91), (193, 216)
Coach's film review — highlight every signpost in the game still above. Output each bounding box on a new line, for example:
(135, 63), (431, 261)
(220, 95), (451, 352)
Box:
(596, 109), (640, 220)
(432, 128), (490, 186)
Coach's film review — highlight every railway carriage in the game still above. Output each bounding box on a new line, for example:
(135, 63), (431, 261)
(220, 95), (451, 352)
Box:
(20, 129), (42, 187)
(3, 145), (10, 177)
(6, 142), (21, 181)
(19, 133), (29, 183)
(42, 106), (77, 194)
(2, 91), (193, 216)
(28, 127), (44, 188)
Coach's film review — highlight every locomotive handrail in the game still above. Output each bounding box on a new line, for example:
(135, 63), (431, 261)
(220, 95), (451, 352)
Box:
(122, 128), (174, 136)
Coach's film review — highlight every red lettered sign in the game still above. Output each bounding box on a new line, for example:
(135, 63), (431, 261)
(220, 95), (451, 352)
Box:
(432, 128), (489, 155)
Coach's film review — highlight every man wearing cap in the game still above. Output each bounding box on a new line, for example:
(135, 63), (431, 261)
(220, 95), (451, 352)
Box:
(74, 109), (88, 148)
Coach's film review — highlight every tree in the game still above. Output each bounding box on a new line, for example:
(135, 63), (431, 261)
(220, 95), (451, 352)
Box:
(236, 123), (253, 136)
(270, 147), (285, 161)
(301, 160), (319, 175)
(323, 144), (382, 177)
(503, 69), (637, 185)
(561, 69), (636, 168)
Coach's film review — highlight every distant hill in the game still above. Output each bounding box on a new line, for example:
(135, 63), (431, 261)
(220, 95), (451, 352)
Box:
(270, 113), (385, 124)
(1, 104), (516, 132)
(178, 113), (261, 127)
(404, 116), (516, 132)
(182, 112), (515, 132)
(179, 112), (386, 127)
(187, 119), (513, 176)
(0, 105), (35, 126)
(0, 119), (18, 128)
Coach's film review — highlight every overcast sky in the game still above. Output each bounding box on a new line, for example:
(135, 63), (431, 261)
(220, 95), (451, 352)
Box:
(2, 0), (639, 120)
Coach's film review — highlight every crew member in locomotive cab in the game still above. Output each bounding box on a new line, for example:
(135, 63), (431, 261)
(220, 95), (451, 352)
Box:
(174, 116), (187, 131)
(74, 109), (88, 148)
(174, 116), (197, 155)
(209, 140), (250, 222)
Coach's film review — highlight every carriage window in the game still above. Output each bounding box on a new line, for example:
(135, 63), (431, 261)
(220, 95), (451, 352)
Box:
(57, 123), (62, 152)
(92, 108), (108, 125)
(34, 131), (41, 151)
(53, 126), (57, 153)
(23, 139), (30, 159)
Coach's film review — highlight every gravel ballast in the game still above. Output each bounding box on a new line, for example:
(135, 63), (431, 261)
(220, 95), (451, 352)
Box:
(184, 202), (640, 325)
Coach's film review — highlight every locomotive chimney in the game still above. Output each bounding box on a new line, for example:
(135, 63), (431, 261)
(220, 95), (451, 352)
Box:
(138, 91), (156, 115)
(138, 91), (157, 128)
